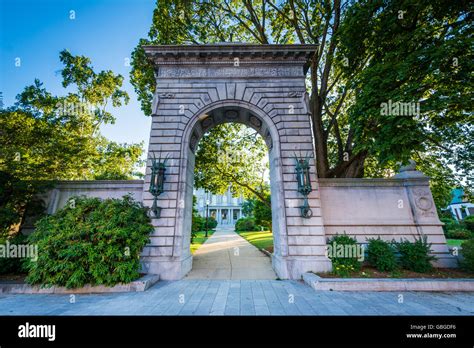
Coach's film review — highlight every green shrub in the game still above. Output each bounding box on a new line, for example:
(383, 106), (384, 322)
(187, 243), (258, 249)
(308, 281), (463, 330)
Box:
(25, 195), (153, 288)
(366, 237), (398, 272)
(440, 217), (458, 234)
(192, 214), (204, 232)
(440, 216), (471, 239)
(394, 236), (436, 273)
(205, 216), (218, 230)
(463, 215), (474, 233)
(0, 233), (30, 274)
(327, 234), (362, 276)
(446, 228), (472, 240)
(235, 217), (257, 232)
(254, 195), (272, 232)
(459, 238), (474, 273)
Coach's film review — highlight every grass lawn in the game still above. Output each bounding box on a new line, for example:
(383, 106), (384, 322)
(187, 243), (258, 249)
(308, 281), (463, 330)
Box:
(446, 239), (464, 247)
(236, 230), (273, 253)
(190, 230), (215, 254)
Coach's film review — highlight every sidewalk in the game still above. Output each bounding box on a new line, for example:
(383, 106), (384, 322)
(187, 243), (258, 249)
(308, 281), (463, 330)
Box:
(185, 227), (277, 280)
(1, 279), (473, 315)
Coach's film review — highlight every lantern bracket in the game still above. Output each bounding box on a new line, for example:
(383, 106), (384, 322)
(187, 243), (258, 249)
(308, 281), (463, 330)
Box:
(294, 152), (313, 219)
(149, 151), (169, 218)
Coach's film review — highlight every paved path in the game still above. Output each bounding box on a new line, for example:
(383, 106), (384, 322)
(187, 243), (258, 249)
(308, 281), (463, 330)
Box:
(185, 227), (277, 280)
(0, 280), (473, 315)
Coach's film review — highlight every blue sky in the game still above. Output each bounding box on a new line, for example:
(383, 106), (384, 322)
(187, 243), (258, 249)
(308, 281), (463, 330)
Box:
(0, 0), (155, 147)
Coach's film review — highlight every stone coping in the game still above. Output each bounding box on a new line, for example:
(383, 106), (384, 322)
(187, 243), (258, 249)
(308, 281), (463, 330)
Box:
(318, 177), (429, 187)
(54, 180), (144, 189)
(302, 272), (474, 292)
(0, 274), (159, 294)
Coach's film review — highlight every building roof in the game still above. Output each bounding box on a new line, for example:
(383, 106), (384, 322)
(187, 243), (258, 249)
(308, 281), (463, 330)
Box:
(450, 188), (465, 205)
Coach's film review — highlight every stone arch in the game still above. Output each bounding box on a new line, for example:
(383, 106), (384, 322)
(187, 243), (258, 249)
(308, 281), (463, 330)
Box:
(141, 44), (332, 280)
(176, 100), (289, 276)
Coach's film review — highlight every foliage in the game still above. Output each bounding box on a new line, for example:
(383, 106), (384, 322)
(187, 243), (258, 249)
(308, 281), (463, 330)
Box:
(254, 194), (272, 232)
(191, 196), (218, 243)
(194, 123), (270, 206)
(235, 217), (257, 232)
(206, 216), (218, 230)
(440, 216), (471, 239)
(58, 50), (129, 127)
(415, 155), (461, 212)
(394, 236), (436, 273)
(0, 233), (29, 274)
(92, 138), (144, 180)
(131, 0), (472, 188)
(191, 215), (205, 239)
(459, 238), (474, 273)
(0, 50), (143, 235)
(241, 199), (256, 217)
(440, 217), (459, 234)
(445, 229), (472, 240)
(338, 0), (472, 177)
(191, 196), (202, 243)
(327, 234), (362, 276)
(0, 171), (49, 237)
(25, 195), (153, 288)
(366, 238), (398, 272)
(463, 216), (474, 233)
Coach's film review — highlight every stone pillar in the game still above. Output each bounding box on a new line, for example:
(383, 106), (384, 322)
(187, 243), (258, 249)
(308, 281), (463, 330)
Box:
(394, 160), (457, 267)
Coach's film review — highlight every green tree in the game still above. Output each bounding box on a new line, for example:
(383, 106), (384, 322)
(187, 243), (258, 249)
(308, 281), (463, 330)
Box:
(0, 50), (143, 235)
(254, 193), (272, 231)
(241, 199), (256, 217)
(194, 123), (270, 206)
(336, 0), (472, 179)
(131, 0), (472, 187)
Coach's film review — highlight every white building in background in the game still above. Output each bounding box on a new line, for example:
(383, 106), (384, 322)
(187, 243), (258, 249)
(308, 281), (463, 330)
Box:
(445, 188), (474, 221)
(193, 187), (246, 226)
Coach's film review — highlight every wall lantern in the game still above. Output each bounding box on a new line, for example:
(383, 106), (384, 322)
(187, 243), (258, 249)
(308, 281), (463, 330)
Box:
(295, 153), (313, 218)
(149, 152), (169, 218)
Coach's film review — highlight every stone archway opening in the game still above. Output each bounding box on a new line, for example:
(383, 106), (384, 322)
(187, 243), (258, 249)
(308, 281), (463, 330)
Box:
(179, 104), (284, 279)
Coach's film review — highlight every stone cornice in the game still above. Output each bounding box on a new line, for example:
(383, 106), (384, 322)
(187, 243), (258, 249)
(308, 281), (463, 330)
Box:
(143, 44), (317, 71)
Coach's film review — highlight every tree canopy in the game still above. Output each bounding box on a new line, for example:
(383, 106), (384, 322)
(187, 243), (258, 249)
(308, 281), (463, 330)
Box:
(0, 50), (143, 235)
(131, 0), (473, 207)
(194, 123), (270, 206)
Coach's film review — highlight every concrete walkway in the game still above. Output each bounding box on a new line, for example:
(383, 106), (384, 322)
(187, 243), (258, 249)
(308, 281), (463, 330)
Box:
(1, 228), (472, 316)
(185, 227), (277, 280)
(0, 280), (473, 315)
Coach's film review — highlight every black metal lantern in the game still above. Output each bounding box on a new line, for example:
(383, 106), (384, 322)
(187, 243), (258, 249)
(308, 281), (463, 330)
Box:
(149, 152), (168, 218)
(296, 159), (312, 195)
(295, 154), (313, 218)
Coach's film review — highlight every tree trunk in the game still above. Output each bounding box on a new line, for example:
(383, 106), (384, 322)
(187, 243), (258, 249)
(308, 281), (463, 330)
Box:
(310, 60), (330, 178)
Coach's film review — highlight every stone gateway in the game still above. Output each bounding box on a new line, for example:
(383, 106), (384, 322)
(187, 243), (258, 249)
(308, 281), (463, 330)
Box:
(139, 44), (455, 280)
